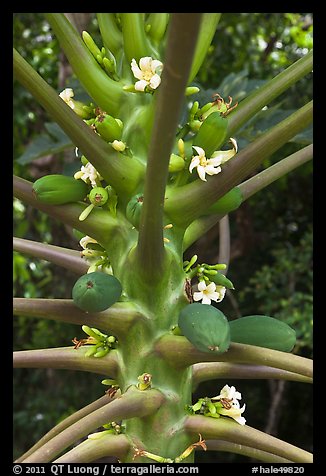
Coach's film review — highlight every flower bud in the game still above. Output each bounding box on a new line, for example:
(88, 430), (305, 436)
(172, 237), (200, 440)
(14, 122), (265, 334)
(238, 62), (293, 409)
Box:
(168, 154), (185, 173)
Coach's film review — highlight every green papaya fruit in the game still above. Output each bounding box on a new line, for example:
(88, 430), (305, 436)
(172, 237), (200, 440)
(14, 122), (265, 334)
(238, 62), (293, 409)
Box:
(205, 187), (243, 215)
(192, 112), (228, 158)
(229, 315), (296, 352)
(72, 272), (122, 313)
(33, 175), (89, 205)
(126, 193), (144, 228)
(178, 303), (230, 354)
(94, 114), (123, 142)
(89, 187), (109, 206)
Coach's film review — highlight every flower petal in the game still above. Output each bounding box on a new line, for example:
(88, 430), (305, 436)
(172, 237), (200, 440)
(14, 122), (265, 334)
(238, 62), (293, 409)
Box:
(206, 282), (217, 293)
(149, 74), (161, 90)
(207, 292), (219, 302)
(135, 80), (148, 92)
(193, 292), (203, 302)
(201, 295), (212, 305)
(197, 165), (207, 182)
(139, 56), (152, 71)
(207, 156), (222, 166)
(197, 281), (207, 292)
(205, 165), (221, 176)
(229, 137), (238, 153)
(189, 156), (200, 173)
(151, 59), (163, 73)
(131, 59), (143, 80)
(216, 286), (226, 302)
(192, 145), (205, 157)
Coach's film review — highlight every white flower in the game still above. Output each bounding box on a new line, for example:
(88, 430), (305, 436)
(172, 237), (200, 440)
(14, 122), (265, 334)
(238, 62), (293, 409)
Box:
(59, 88), (75, 109)
(193, 281), (226, 305)
(74, 163), (103, 187)
(189, 139), (238, 182)
(79, 235), (98, 250)
(131, 57), (163, 92)
(219, 400), (246, 426)
(212, 384), (242, 402)
(212, 384), (246, 425)
(189, 146), (221, 182)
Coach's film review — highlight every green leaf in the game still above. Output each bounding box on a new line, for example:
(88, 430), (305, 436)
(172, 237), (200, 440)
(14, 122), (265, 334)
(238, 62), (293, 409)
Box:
(16, 122), (73, 164)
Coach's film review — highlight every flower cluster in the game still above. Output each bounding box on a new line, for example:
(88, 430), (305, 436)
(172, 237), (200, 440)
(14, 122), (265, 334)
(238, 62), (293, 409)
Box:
(72, 325), (117, 358)
(184, 257), (234, 306)
(74, 162), (103, 188)
(188, 384), (246, 425)
(79, 235), (112, 274)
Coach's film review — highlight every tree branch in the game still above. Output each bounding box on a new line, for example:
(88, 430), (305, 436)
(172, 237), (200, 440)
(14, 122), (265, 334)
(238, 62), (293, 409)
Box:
(13, 347), (119, 377)
(184, 415), (312, 462)
(13, 298), (143, 337)
(13, 47), (144, 197)
(166, 101), (313, 225)
(13, 176), (119, 249)
(22, 387), (165, 463)
(227, 50), (313, 137)
(155, 335), (313, 378)
(136, 13), (202, 281)
(238, 144), (313, 201)
(15, 393), (117, 463)
(182, 143), (313, 251)
(54, 433), (129, 463)
(191, 362), (312, 390)
(203, 439), (292, 463)
(13, 237), (88, 275)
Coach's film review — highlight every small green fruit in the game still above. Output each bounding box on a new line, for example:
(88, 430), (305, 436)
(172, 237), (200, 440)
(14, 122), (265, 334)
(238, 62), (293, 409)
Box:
(89, 187), (109, 206)
(33, 175), (89, 205)
(72, 272), (122, 313)
(178, 303), (230, 354)
(126, 193), (144, 228)
(229, 315), (297, 352)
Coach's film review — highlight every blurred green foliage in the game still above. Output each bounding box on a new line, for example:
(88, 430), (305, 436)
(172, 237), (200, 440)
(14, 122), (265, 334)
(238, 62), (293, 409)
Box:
(13, 13), (313, 461)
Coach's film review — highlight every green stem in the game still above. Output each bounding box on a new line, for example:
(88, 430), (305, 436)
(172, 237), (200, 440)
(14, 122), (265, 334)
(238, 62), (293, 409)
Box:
(166, 101), (313, 225)
(15, 394), (117, 463)
(183, 215), (219, 251)
(13, 49), (144, 197)
(204, 439), (292, 463)
(54, 433), (130, 463)
(136, 13), (202, 281)
(188, 14), (221, 83)
(13, 298), (142, 338)
(45, 13), (124, 116)
(238, 143), (313, 201)
(184, 416), (313, 463)
(218, 215), (230, 272)
(192, 362), (313, 389)
(22, 387), (164, 463)
(97, 13), (123, 56)
(155, 336), (313, 378)
(13, 237), (88, 275)
(13, 176), (118, 248)
(182, 143), (313, 251)
(13, 347), (119, 377)
(227, 50), (313, 137)
(120, 13), (155, 62)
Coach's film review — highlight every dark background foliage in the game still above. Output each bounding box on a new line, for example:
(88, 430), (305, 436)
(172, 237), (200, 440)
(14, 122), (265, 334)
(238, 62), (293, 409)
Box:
(13, 13), (313, 462)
